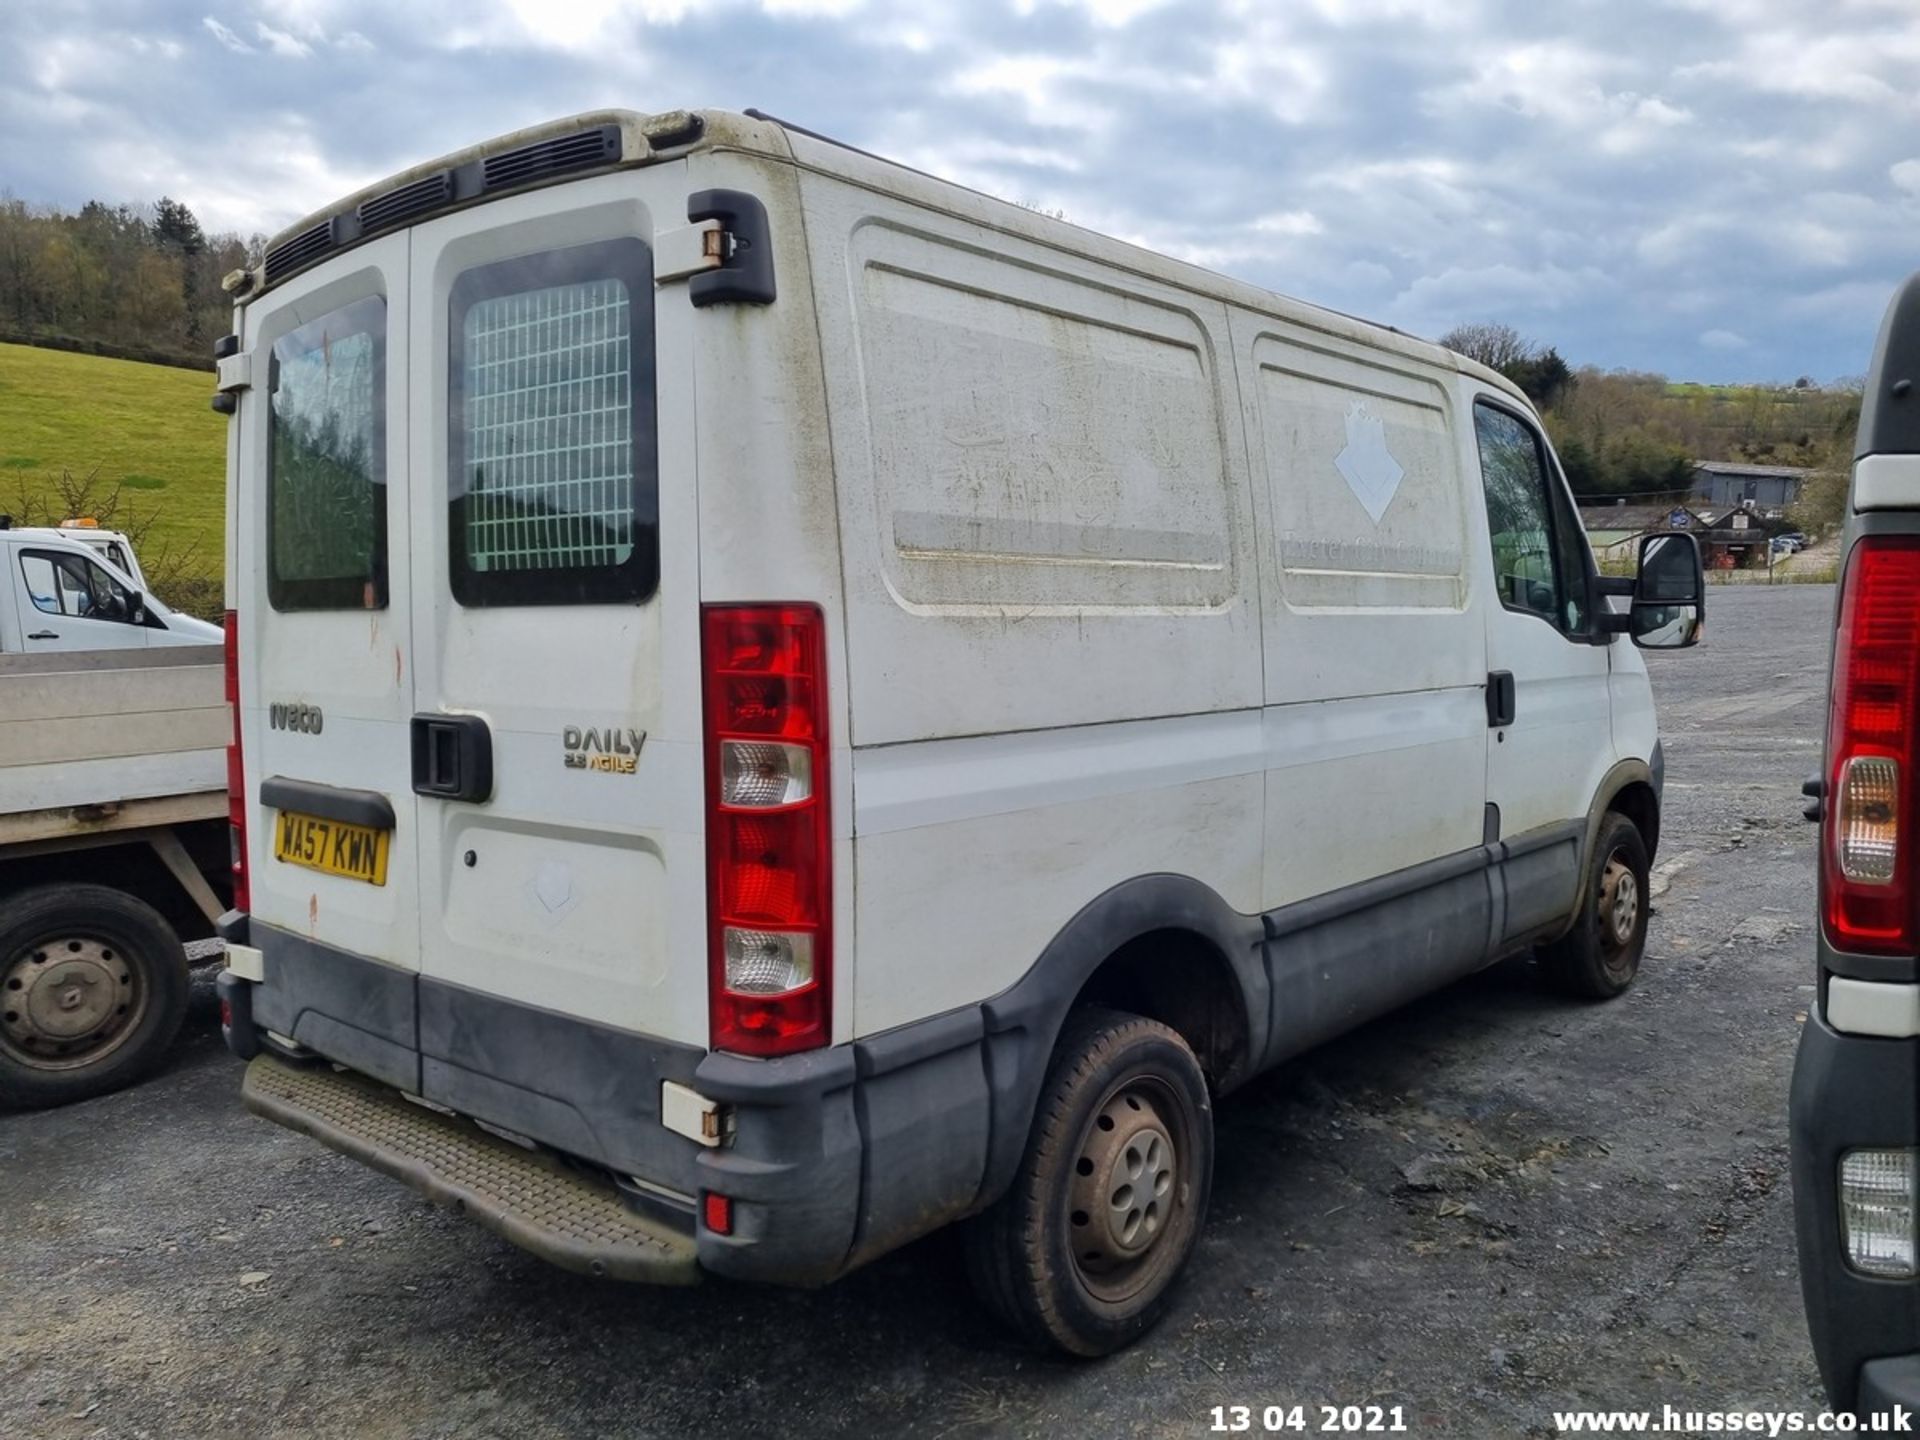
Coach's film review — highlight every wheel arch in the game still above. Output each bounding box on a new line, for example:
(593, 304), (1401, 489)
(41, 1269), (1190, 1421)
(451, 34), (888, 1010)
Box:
(973, 873), (1266, 1210)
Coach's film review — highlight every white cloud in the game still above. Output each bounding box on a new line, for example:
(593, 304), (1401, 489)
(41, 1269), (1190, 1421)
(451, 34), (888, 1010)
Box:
(202, 17), (253, 52)
(255, 22), (313, 56)
(3, 0), (1918, 381)
(1700, 329), (1749, 351)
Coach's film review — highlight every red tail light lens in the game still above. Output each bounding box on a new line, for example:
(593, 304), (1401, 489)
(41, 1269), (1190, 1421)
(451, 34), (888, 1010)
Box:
(223, 610), (250, 915)
(1823, 539), (1920, 954)
(702, 604), (830, 1056)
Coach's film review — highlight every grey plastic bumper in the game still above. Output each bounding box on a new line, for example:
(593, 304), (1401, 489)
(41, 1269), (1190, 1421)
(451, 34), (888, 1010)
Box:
(226, 920), (1018, 1287)
(1790, 1009), (1920, 1415)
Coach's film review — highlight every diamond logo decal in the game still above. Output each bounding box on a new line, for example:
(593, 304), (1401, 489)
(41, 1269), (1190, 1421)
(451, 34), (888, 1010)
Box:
(1334, 401), (1405, 525)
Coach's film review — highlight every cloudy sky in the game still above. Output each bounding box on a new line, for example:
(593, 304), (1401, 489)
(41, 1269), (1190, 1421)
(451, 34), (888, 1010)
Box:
(3, 0), (1917, 382)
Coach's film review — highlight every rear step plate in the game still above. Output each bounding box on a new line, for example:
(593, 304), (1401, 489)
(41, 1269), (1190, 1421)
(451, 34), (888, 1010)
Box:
(242, 1054), (698, 1284)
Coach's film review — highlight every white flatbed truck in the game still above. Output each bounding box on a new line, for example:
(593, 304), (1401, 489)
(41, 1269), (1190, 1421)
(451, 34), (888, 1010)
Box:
(0, 643), (234, 1106)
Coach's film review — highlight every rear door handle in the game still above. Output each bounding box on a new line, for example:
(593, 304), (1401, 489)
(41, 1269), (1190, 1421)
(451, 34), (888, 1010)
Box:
(27, 631), (58, 640)
(410, 713), (494, 803)
(1486, 670), (1516, 728)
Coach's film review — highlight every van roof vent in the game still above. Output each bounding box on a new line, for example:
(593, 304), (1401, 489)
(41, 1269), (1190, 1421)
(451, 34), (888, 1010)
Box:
(483, 125), (621, 194)
(264, 220), (335, 287)
(359, 172), (454, 234)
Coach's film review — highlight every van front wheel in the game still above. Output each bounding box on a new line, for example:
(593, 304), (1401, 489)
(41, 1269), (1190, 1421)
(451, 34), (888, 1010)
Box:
(965, 1007), (1213, 1356)
(1540, 811), (1651, 1000)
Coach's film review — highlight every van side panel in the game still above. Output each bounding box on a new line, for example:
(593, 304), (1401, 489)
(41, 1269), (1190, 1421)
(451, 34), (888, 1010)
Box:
(1233, 314), (1488, 912)
(797, 170), (1265, 1037)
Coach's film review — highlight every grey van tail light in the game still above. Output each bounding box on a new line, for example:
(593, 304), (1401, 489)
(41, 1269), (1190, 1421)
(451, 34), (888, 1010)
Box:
(1840, 1148), (1918, 1276)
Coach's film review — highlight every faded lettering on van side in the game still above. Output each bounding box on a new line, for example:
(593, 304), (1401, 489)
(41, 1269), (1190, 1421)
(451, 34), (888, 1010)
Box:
(563, 726), (646, 775)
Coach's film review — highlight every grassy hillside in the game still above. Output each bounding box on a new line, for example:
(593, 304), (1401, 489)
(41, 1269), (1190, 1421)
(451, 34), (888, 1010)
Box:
(0, 341), (225, 598)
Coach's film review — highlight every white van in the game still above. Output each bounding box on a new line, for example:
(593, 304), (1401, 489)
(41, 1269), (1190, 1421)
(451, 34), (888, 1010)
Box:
(215, 108), (1702, 1354)
(6, 521), (152, 592)
(0, 525), (219, 652)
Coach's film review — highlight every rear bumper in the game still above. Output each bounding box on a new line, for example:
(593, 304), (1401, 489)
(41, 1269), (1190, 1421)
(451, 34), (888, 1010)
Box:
(1789, 1010), (1920, 1415)
(242, 1052), (698, 1283)
(222, 920), (1016, 1287)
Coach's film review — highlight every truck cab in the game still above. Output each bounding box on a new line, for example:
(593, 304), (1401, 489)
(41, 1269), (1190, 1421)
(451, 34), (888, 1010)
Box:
(6, 520), (152, 591)
(0, 526), (219, 653)
(1792, 270), (1920, 1419)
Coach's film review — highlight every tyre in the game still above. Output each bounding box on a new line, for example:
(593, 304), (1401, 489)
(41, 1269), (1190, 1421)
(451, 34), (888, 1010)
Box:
(965, 1006), (1214, 1356)
(1539, 811), (1651, 1000)
(0, 884), (190, 1109)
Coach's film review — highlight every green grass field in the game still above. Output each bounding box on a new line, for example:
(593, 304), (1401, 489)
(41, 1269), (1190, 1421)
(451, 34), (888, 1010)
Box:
(0, 342), (226, 590)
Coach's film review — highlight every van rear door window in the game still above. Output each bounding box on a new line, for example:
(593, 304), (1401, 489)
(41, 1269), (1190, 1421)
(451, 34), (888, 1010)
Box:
(447, 239), (657, 607)
(267, 296), (387, 611)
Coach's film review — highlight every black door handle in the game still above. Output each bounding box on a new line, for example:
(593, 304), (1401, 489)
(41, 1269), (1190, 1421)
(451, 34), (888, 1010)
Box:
(27, 631), (58, 640)
(411, 714), (493, 803)
(1486, 671), (1516, 728)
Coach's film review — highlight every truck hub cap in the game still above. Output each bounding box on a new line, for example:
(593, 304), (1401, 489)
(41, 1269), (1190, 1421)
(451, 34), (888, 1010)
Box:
(2, 938), (145, 1070)
(1601, 855), (1639, 949)
(1072, 1087), (1178, 1275)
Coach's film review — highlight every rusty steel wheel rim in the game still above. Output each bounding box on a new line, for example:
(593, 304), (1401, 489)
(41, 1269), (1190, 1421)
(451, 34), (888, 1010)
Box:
(1598, 850), (1641, 960)
(1065, 1075), (1192, 1305)
(0, 934), (148, 1073)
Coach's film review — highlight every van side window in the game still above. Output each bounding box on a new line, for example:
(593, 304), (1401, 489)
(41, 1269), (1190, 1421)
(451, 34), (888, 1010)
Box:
(1473, 402), (1586, 634)
(20, 550), (136, 623)
(268, 295), (387, 611)
(447, 238), (658, 607)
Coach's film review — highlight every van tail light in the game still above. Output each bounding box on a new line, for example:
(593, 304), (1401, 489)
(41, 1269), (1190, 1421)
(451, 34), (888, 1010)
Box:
(702, 604), (831, 1056)
(1822, 539), (1920, 954)
(223, 610), (250, 915)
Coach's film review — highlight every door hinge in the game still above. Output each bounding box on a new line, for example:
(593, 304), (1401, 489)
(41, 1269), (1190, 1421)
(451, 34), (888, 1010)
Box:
(211, 350), (252, 414)
(654, 221), (727, 283)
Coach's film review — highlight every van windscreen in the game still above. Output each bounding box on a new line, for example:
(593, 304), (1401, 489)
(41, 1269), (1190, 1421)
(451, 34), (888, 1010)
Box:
(267, 296), (387, 611)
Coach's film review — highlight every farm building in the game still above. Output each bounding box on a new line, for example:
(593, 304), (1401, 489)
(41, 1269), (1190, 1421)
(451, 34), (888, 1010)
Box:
(1580, 500), (1772, 569)
(1690, 461), (1809, 514)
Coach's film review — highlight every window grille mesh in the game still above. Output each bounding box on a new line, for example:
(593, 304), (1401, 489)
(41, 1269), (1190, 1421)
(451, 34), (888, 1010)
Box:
(461, 278), (633, 573)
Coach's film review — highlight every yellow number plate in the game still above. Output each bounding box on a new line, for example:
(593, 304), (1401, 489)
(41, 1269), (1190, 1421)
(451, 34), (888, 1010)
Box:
(272, 810), (391, 886)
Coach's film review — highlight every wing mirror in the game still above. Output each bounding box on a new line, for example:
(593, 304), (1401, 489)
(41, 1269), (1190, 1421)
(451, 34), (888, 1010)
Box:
(1628, 532), (1704, 649)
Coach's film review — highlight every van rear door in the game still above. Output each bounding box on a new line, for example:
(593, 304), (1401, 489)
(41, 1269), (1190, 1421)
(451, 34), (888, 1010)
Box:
(240, 236), (426, 1046)
(402, 173), (707, 1057)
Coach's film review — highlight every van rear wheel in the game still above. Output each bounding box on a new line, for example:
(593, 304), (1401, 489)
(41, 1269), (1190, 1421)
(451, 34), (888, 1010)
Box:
(965, 1007), (1213, 1356)
(1539, 811), (1651, 1000)
(0, 885), (190, 1109)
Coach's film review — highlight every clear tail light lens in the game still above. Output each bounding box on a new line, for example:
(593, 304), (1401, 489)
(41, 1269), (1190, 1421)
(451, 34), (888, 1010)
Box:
(1822, 539), (1920, 953)
(1840, 1148), (1917, 1277)
(702, 605), (830, 1056)
(1836, 756), (1900, 883)
(223, 610), (250, 915)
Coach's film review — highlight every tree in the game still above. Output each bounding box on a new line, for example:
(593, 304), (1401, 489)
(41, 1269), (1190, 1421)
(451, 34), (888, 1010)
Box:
(1439, 321), (1533, 373)
(1506, 346), (1573, 408)
(151, 197), (205, 258)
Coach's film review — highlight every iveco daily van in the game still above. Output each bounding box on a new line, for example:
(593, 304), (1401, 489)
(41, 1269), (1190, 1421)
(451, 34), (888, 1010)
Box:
(1792, 271), (1920, 1418)
(214, 108), (1703, 1355)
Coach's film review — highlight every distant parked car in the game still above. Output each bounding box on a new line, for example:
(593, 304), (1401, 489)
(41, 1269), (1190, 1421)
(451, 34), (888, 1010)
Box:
(1772, 534), (1805, 554)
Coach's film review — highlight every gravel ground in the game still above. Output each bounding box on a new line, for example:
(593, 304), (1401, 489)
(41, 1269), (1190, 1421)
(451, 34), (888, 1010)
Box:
(1, 584), (1834, 1439)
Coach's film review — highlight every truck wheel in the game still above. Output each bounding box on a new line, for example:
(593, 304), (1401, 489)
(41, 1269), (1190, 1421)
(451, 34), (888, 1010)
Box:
(965, 1007), (1213, 1356)
(0, 885), (190, 1109)
(1539, 811), (1651, 1000)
